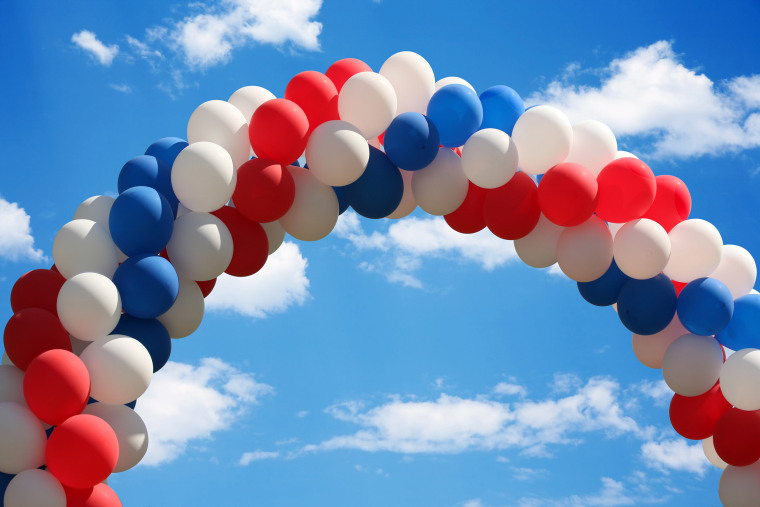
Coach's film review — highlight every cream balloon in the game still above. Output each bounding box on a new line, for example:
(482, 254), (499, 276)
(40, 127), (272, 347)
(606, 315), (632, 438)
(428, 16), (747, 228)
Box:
(84, 402), (149, 473)
(228, 85), (276, 123)
(663, 219), (723, 282)
(613, 219), (671, 280)
(556, 216), (613, 282)
(511, 105), (573, 175)
(411, 148), (468, 216)
(261, 221), (286, 255)
(632, 314), (688, 369)
(0, 402), (46, 474)
(157, 276), (205, 339)
(719, 348), (760, 411)
(338, 72), (397, 140)
(3, 469), (66, 507)
(166, 212), (233, 281)
(387, 169), (417, 219)
(460, 128), (518, 189)
(279, 167), (339, 242)
(79, 335), (153, 405)
(719, 461), (760, 507)
(379, 51), (435, 115)
(0, 365), (25, 405)
(514, 214), (565, 269)
(70, 335), (91, 356)
(662, 334), (724, 397)
(305, 120), (370, 186)
(187, 100), (250, 169)
(73, 196), (127, 263)
(615, 150), (638, 159)
(57, 272), (122, 342)
(709, 245), (757, 299)
(435, 76), (475, 93)
(702, 436), (728, 469)
(171, 141), (237, 212)
(564, 120), (617, 176)
(52, 219), (119, 279)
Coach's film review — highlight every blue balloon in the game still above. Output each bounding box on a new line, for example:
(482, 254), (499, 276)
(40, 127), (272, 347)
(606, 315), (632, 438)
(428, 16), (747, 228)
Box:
(125, 399), (137, 409)
(344, 146), (403, 219)
(426, 84), (483, 148)
(0, 472), (12, 498)
(479, 85), (524, 136)
(118, 155), (179, 215)
(112, 313), (172, 372)
(577, 260), (631, 307)
(89, 396), (138, 409)
(145, 137), (188, 168)
(677, 277), (734, 336)
(113, 254), (179, 320)
(110, 186), (175, 257)
(333, 185), (349, 215)
(617, 274), (677, 335)
(383, 112), (440, 171)
(717, 294), (760, 350)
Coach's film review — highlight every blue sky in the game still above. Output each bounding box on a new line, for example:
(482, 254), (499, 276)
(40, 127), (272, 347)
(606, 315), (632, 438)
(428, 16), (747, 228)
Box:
(2, 0), (760, 505)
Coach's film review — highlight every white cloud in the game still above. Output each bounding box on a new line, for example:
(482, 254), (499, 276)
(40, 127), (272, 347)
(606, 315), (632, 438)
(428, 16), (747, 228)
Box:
(492, 382), (527, 398)
(135, 358), (273, 465)
(462, 500), (485, 507)
(634, 380), (672, 407)
(109, 83), (132, 93)
(205, 241), (310, 318)
(640, 438), (709, 476)
(519, 477), (637, 507)
(71, 30), (119, 66)
(528, 40), (760, 159)
(0, 197), (46, 263)
(239, 450), (279, 465)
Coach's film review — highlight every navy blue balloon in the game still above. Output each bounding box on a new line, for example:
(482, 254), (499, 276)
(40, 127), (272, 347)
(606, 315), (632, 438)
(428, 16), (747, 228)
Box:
(333, 185), (349, 215)
(426, 84), (483, 147)
(113, 313), (172, 372)
(383, 112), (440, 171)
(113, 254), (179, 319)
(0, 471), (13, 499)
(479, 85), (524, 136)
(291, 159), (301, 167)
(717, 294), (760, 350)
(145, 137), (188, 168)
(617, 274), (677, 335)
(110, 186), (175, 256)
(344, 147), (404, 219)
(125, 399), (137, 409)
(677, 277), (734, 336)
(118, 155), (179, 215)
(577, 260), (631, 307)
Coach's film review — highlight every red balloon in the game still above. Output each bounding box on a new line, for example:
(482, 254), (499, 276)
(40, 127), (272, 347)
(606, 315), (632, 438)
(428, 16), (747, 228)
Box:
(46, 414), (119, 488)
(669, 383), (731, 440)
(673, 280), (687, 296)
(713, 408), (760, 467)
(537, 163), (598, 227)
(23, 349), (90, 426)
(325, 58), (372, 92)
(3, 308), (71, 370)
(285, 71), (339, 135)
(232, 158), (296, 223)
(196, 278), (216, 298)
(444, 182), (488, 234)
(249, 98), (309, 165)
(65, 483), (123, 507)
(484, 172), (541, 240)
(641, 175), (691, 232)
(595, 157), (656, 223)
(11, 269), (66, 316)
(211, 206), (269, 277)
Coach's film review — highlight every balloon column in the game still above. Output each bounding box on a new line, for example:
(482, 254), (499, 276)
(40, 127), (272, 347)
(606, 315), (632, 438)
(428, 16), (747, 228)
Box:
(2, 51), (759, 506)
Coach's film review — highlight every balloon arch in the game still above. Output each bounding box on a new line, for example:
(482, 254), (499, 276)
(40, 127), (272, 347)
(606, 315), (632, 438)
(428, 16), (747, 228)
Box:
(1, 51), (760, 506)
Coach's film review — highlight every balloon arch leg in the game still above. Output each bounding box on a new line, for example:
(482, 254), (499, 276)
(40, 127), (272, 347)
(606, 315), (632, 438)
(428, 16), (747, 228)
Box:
(1, 52), (760, 506)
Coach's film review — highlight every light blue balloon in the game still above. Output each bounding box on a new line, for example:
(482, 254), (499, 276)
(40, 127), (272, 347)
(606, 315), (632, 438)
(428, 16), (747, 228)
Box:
(479, 85), (524, 136)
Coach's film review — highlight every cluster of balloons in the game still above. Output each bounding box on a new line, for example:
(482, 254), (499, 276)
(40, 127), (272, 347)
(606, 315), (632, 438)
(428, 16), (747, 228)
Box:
(1, 51), (759, 506)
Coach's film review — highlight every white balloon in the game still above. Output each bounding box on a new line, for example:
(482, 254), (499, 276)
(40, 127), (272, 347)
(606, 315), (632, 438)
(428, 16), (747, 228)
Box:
(514, 214), (565, 269)
(228, 85), (275, 123)
(564, 120), (617, 176)
(73, 196), (127, 263)
(613, 219), (671, 280)
(279, 167), (339, 241)
(703, 436), (728, 469)
(720, 348), (760, 410)
(663, 219), (723, 282)
(80, 335), (153, 405)
(615, 150), (638, 159)
(556, 216), (613, 282)
(338, 72), (397, 140)
(0, 365), (25, 405)
(187, 100), (250, 169)
(461, 128), (518, 189)
(261, 221), (286, 255)
(709, 245), (757, 299)
(379, 51), (435, 115)
(166, 212), (233, 281)
(662, 334), (724, 396)
(435, 76), (475, 93)
(84, 402), (149, 473)
(1, 352), (14, 367)
(70, 335), (91, 356)
(411, 148), (468, 216)
(511, 105), (573, 175)
(4, 469), (65, 507)
(305, 120), (370, 186)
(719, 461), (760, 507)
(52, 219), (118, 279)
(172, 142), (237, 212)
(157, 276), (205, 339)
(57, 272), (121, 342)
(0, 402), (46, 474)
(387, 169), (417, 219)
(632, 314), (688, 369)
(607, 222), (624, 239)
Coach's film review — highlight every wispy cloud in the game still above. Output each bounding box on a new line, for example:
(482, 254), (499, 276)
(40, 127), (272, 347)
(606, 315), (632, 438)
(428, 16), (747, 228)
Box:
(0, 197), (46, 263)
(109, 83), (132, 93)
(239, 450), (280, 465)
(71, 30), (119, 66)
(640, 438), (709, 476)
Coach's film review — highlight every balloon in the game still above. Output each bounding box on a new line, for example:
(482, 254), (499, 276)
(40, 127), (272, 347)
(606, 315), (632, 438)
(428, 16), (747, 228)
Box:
(109, 186), (174, 257)
(712, 408), (760, 467)
(53, 219), (118, 279)
(187, 100), (250, 169)
(305, 120), (370, 186)
(196, 278), (216, 298)
(510, 105), (573, 175)
(383, 112), (440, 171)
(278, 166), (339, 241)
(387, 169), (417, 219)
(0, 365), (25, 405)
(57, 272), (122, 342)
(720, 348), (760, 411)
(233, 158), (295, 223)
(664, 219), (723, 282)
(556, 216), (613, 283)
(642, 175), (691, 232)
(461, 128), (518, 189)
(333, 185), (349, 215)
(84, 402), (148, 473)
(612, 219), (671, 280)
(662, 334), (724, 397)
(483, 172), (540, 240)
(719, 461), (760, 507)
(112, 314), (171, 373)
(703, 436), (728, 469)
(717, 294), (760, 350)
(4, 469), (66, 507)
(46, 414), (119, 488)
(326, 58), (373, 92)
(4, 308), (71, 370)
(677, 277), (734, 336)
(260, 221), (286, 255)
(709, 245), (757, 299)
(426, 84), (483, 147)
(249, 98), (309, 165)
(10, 268), (65, 316)
(0, 402), (46, 474)
(564, 120), (617, 177)
(514, 214), (565, 269)
(79, 335), (152, 405)
(378, 51), (435, 115)
(144, 137), (188, 168)
(112, 255), (179, 319)
(338, 72), (397, 139)
(166, 212), (233, 281)
(616, 274), (677, 335)
(211, 206), (269, 277)
(479, 85), (524, 136)
(444, 182), (488, 234)
(411, 148), (469, 216)
(669, 383), (731, 440)
(435, 76), (475, 92)
(595, 157), (656, 223)
(171, 141), (237, 213)
(228, 86), (276, 123)
(537, 162), (598, 227)
(64, 482), (123, 507)
(117, 155), (179, 215)
(157, 277), (205, 339)
(285, 70), (339, 134)
(577, 260), (631, 307)
(343, 146), (403, 219)
(23, 350), (90, 426)
(632, 314), (688, 369)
